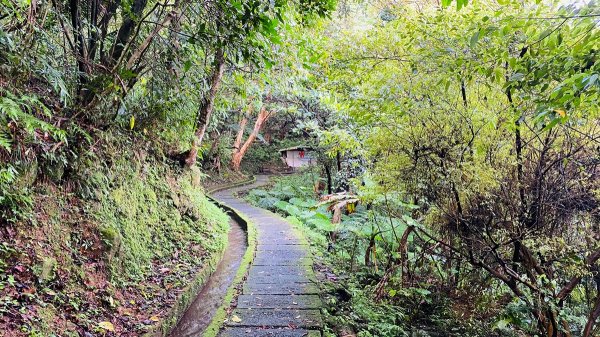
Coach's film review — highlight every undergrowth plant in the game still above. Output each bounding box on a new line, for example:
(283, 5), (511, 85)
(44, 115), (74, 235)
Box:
(0, 91), (67, 222)
(246, 173), (483, 336)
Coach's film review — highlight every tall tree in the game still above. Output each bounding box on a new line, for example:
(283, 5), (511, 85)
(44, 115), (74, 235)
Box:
(230, 105), (272, 171)
(185, 48), (226, 166)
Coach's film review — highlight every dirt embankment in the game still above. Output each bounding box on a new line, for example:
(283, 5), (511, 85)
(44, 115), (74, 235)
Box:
(0, 136), (230, 336)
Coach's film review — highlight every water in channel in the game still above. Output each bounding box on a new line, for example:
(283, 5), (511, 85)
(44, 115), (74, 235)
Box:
(168, 216), (247, 337)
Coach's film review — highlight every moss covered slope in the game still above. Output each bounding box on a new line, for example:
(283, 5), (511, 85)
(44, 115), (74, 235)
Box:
(0, 132), (229, 336)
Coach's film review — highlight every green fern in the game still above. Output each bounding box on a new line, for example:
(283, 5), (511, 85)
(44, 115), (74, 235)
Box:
(0, 131), (11, 152)
(0, 91), (67, 150)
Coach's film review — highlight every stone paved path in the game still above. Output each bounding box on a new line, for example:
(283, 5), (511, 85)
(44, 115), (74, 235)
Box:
(212, 176), (322, 337)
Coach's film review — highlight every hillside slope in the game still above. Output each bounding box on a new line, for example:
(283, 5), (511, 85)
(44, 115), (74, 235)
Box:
(1, 132), (229, 336)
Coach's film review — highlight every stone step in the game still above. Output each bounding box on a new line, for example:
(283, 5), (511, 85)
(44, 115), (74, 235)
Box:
(248, 265), (314, 277)
(225, 309), (322, 329)
(218, 327), (321, 337)
(243, 282), (320, 295)
(252, 256), (312, 266)
(236, 294), (322, 309)
(247, 273), (315, 284)
(253, 256), (312, 266)
(255, 250), (308, 258)
(257, 244), (309, 251)
(252, 220), (290, 224)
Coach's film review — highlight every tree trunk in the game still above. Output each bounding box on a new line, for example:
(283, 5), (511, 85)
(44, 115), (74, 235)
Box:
(108, 0), (149, 66)
(206, 131), (220, 158)
(230, 106), (270, 171)
(324, 163), (333, 194)
(583, 287), (600, 336)
(232, 104), (251, 154)
(185, 48), (225, 166)
(126, 12), (173, 69)
(69, 0), (88, 95)
(373, 225), (415, 300)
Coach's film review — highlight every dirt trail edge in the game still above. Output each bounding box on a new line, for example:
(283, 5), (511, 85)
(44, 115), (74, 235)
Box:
(212, 175), (323, 337)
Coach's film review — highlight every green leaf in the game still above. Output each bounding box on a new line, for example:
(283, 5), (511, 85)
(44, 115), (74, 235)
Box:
(308, 217), (335, 232)
(183, 60), (192, 72)
(536, 28), (553, 42)
(274, 200), (290, 211)
(0, 132), (11, 152)
(542, 117), (561, 131)
(289, 197), (315, 208)
(509, 73), (525, 82)
(410, 287), (431, 296)
(469, 30), (480, 48)
(494, 319), (510, 330)
(98, 321), (115, 332)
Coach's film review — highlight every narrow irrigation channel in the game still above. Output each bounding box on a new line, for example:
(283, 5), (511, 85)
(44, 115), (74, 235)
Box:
(168, 201), (249, 337)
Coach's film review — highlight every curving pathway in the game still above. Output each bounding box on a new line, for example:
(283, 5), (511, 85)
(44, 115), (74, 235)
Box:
(212, 175), (322, 337)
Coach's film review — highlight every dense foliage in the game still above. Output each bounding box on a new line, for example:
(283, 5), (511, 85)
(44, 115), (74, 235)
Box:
(247, 1), (600, 336)
(306, 2), (599, 336)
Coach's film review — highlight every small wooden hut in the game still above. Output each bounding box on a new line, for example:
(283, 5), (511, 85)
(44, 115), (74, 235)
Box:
(279, 146), (316, 168)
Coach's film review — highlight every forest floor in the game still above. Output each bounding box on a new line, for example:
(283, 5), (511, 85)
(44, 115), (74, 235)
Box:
(203, 170), (250, 193)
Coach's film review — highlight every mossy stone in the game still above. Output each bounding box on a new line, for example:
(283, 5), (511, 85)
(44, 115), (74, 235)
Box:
(14, 159), (38, 189)
(99, 226), (123, 262)
(39, 257), (57, 282)
(41, 160), (65, 183)
(188, 166), (202, 188)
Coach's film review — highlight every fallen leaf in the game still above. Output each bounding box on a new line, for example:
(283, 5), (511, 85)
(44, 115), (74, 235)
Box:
(231, 315), (242, 323)
(150, 315), (160, 322)
(98, 321), (115, 332)
(555, 109), (566, 117)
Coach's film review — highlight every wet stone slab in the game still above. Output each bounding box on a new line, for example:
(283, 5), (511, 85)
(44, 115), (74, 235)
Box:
(253, 256), (313, 266)
(225, 309), (322, 329)
(247, 265), (314, 277)
(255, 223), (289, 228)
(256, 231), (300, 238)
(254, 237), (303, 244)
(256, 236), (306, 247)
(248, 273), (315, 284)
(257, 244), (309, 251)
(243, 282), (320, 295)
(218, 328), (321, 337)
(255, 249), (308, 258)
(236, 294), (322, 309)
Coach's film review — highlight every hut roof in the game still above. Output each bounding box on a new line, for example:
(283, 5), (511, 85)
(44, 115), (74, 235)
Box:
(279, 145), (313, 152)
(278, 145), (314, 152)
